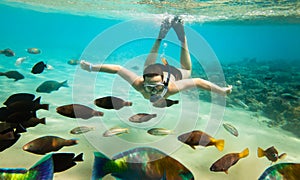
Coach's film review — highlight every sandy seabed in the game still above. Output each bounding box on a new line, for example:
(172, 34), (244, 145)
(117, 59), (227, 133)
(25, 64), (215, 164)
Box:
(1, 77), (299, 180)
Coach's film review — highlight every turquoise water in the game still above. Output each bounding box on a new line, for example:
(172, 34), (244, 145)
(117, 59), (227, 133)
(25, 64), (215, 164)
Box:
(0, 1), (300, 180)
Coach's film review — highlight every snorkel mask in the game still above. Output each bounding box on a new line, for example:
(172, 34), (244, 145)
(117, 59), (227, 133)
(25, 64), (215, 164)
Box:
(150, 58), (170, 103)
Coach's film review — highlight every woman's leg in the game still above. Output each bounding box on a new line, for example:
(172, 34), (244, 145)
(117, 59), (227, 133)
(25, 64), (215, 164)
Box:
(144, 17), (173, 69)
(172, 17), (192, 78)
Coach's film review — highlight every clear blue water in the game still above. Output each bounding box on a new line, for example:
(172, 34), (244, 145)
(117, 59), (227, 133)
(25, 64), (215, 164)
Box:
(0, 2), (300, 180)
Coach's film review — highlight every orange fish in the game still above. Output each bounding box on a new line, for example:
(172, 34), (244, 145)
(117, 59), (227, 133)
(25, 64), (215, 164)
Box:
(177, 130), (224, 151)
(210, 148), (249, 174)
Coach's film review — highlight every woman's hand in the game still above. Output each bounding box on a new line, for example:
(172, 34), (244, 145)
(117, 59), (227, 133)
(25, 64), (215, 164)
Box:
(80, 60), (92, 72)
(223, 85), (233, 95)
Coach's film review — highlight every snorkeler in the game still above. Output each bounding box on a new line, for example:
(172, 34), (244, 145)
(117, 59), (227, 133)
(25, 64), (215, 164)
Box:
(80, 16), (232, 101)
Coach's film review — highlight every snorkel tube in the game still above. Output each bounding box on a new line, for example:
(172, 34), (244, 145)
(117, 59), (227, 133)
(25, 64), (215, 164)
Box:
(150, 57), (170, 102)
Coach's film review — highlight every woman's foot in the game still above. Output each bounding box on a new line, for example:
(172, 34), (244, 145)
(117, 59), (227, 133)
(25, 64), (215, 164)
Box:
(158, 17), (174, 40)
(172, 16), (185, 42)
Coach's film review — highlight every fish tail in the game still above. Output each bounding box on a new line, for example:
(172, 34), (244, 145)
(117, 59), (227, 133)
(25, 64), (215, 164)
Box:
(61, 80), (69, 87)
(40, 104), (49, 111)
(93, 110), (104, 117)
(33, 97), (49, 111)
(92, 152), (114, 179)
(173, 100), (179, 104)
(40, 117), (46, 125)
(69, 139), (79, 145)
(239, 148), (249, 158)
(29, 154), (54, 179)
(214, 139), (225, 151)
(124, 101), (133, 106)
(257, 147), (265, 158)
(73, 153), (84, 162)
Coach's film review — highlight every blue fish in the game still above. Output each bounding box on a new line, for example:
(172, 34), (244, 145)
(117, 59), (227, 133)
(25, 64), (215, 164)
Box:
(0, 154), (53, 179)
(92, 147), (194, 180)
(258, 163), (300, 180)
(36, 80), (68, 93)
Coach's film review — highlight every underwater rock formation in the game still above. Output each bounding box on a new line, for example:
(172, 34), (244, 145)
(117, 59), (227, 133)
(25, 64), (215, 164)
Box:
(194, 59), (300, 137)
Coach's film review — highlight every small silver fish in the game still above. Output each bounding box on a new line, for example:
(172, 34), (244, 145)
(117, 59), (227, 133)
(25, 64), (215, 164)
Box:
(223, 123), (239, 137)
(233, 98), (249, 109)
(147, 128), (173, 136)
(129, 113), (157, 123)
(103, 127), (129, 137)
(15, 56), (29, 66)
(70, 126), (95, 134)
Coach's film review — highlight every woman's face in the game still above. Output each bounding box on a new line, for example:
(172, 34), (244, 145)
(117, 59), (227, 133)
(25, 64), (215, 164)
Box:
(143, 75), (164, 94)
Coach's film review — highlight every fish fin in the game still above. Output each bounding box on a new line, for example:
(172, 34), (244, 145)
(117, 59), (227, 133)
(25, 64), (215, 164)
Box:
(278, 153), (287, 160)
(190, 145), (196, 150)
(93, 152), (114, 179)
(60, 80), (69, 87)
(224, 170), (229, 174)
(29, 154), (54, 179)
(179, 171), (194, 180)
(73, 153), (84, 162)
(239, 148), (249, 158)
(40, 104), (49, 111)
(34, 96), (41, 104)
(16, 124), (27, 133)
(33, 97), (42, 110)
(215, 139), (225, 151)
(257, 147), (265, 158)
(161, 169), (167, 180)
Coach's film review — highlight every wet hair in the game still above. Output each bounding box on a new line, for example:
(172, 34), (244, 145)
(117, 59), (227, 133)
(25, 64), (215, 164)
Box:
(143, 64), (164, 81)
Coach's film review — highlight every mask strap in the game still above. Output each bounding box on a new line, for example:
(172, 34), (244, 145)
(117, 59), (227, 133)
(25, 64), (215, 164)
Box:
(162, 57), (170, 87)
(150, 58), (170, 102)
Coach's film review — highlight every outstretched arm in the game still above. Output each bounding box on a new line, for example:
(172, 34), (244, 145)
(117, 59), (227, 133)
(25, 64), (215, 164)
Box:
(170, 78), (232, 96)
(80, 60), (140, 85)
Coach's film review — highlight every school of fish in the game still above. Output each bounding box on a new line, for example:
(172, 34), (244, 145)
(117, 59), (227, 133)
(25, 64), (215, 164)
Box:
(0, 47), (297, 180)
